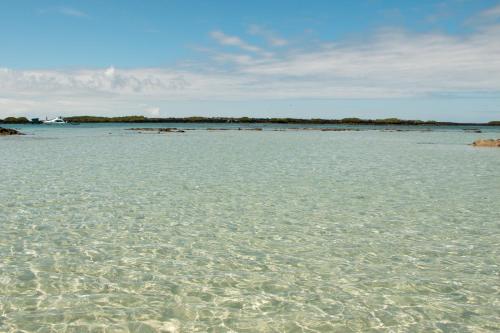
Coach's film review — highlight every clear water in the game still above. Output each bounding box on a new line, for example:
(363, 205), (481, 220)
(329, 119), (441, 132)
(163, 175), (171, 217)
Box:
(1, 124), (499, 332)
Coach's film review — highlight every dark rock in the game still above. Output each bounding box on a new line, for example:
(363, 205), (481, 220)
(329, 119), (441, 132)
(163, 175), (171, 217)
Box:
(128, 128), (185, 133)
(0, 127), (23, 136)
(320, 128), (359, 131)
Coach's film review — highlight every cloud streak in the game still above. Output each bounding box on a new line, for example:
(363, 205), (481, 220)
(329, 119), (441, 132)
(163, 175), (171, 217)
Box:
(210, 31), (262, 53)
(466, 4), (500, 25)
(248, 25), (288, 47)
(37, 6), (89, 18)
(57, 6), (88, 18)
(479, 4), (500, 19)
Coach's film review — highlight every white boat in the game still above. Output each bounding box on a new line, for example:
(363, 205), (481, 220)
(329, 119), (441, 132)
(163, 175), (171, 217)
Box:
(43, 116), (67, 124)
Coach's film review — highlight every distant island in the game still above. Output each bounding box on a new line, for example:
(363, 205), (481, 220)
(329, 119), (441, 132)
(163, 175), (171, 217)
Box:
(1, 115), (499, 126)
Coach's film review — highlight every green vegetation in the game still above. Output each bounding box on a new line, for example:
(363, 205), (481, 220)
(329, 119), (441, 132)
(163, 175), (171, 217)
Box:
(64, 115), (149, 123)
(1, 117), (30, 124)
(65, 116), (449, 125)
(3, 115), (499, 126)
(57, 116), (500, 126)
(340, 117), (363, 123)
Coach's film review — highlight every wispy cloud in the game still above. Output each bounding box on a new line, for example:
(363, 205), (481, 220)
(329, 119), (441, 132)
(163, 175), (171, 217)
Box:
(145, 106), (161, 117)
(479, 4), (500, 19)
(58, 6), (88, 18)
(210, 30), (262, 53)
(38, 6), (89, 18)
(248, 25), (288, 47)
(426, 2), (453, 23)
(465, 4), (500, 25)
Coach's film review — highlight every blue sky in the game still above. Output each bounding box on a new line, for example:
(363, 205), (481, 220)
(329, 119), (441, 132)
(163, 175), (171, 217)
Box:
(1, 0), (500, 121)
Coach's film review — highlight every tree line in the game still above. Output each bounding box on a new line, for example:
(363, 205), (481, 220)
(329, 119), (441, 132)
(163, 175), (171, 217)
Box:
(1, 115), (499, 126)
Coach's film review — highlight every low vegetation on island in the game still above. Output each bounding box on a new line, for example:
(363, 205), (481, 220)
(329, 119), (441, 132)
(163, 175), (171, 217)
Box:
(0, 117), (30, 124)
(0, 115), (495, 126)
(1, 115), (499, 127)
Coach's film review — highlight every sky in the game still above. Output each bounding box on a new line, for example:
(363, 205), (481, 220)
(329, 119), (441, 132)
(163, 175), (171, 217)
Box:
(1, 0), (500, 121)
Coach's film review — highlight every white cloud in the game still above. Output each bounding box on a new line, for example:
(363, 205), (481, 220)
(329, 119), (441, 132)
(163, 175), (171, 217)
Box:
(480, 4), (500, 19)
(248, 25), (288, 47)
(57, 6), (88, 18)
(466, 4), (500, 25)
(145, 107), (161, 117)
(104, 66), (115, 77)
(237, 27), (500, 96)
(213, 53), (255, 65)
(210, 31), (262, 53)
(1, 18), (500, 118)
(38, 6), (89, 18)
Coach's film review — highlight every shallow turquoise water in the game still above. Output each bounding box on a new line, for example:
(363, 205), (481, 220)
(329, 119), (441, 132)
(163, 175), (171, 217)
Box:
(1, 124), (499, 332)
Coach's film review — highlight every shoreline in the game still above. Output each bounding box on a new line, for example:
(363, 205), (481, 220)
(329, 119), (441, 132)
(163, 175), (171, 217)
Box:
(1, 116), (499, 126)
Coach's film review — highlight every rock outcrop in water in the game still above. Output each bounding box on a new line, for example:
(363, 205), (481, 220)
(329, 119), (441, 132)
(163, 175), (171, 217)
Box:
(320, 128), (360, 131)
(128, 128), (185, 133)
(0, 127), (23, 136)
(472, 139), (500, 147)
